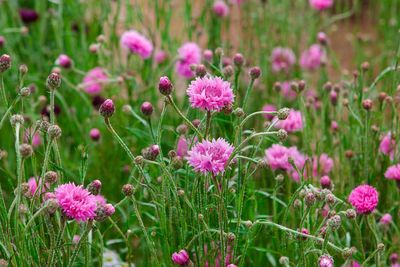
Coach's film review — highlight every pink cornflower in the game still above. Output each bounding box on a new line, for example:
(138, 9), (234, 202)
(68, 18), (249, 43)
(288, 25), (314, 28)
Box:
(94, 195), (107, 206)
(213, 1), (229, 17)
(120, 30), (153, 59)
(264, 144), (291, 171)
(380, 213), (392, 225)
(155, 50), (168, 64)
(287, 146), (307, 182)
(275, 109), (303, 133)
(270, 47), (296, 73)
(24, 128), (41, 148)
(300, 44), (326, 71)
(379, 132), (396, 160)
(280, 81), (297, 101)
(312, 153), (334, 177)
(309, 0), (334, 11)
(27, 177), (48, 197)
(348, 184), (379, 214)
(176, 42), (201, 78)
(55, 183), (97, 222)
(262, 104), (276, 120)
(384, 164), (400, 180)
(187, 138), (234, 176)
(56, 54), (72, 69)
(82, 67), (108, 95)
(171, 250), (190, 266)
(187, 76), (234, 111)
(318, 254), (334, 267)
(177, 136), (189, 158)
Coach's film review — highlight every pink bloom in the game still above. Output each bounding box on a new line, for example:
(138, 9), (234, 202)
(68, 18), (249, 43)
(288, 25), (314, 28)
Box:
(262, 104), (276, 120)
(275, 109), (303, 133)
(155, 50), (168, 64)
(379, 132), (396, 160)
(331, 121), (338, 131)
(385, 164), (400, 180)
(171, 250), (190, 266)
(82, 67), (108, 95)
(270, 47), (296, 73)
(120, 30), (153, 59)
(287, 146), (307, 182)
(300, 44), (326, 70)
(309, 0), (334, 11)
(264, 144), (291, 171)
(380, 213), (392, 225)
(203, 49), (213, 62)
(318, 254), (334, 267)
(90, 128), (101, 141)
(24, 128), (42, 148)
(27, 177), (48, 197)
(56, 54), (72, 69)
(176, 42), (201, 78)
(177, 136), (189, 158)
(320, 175), (331, 189)
(280, 81), (297, 101)
(312, 153), (334, 177)
(94, 195), (106, 206)
(213, 1), (229, 17)
(187, 76), (234, 111)
(72, 235), (80, 244)
(43, 192), (56, 201)
(187, 138), (234, 176)
(55, 183), (97, 222)
(348, 184), (379, 214)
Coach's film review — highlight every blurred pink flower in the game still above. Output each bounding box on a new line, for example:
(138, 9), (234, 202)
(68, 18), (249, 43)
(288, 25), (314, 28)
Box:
(187, 76), (234, 111)
(275, 109), (303, 133)
(309, 0), (334, 11)
(155, 50), (168, 64)
(280, 81), (297, 101)
(24, 128), (42, 148)
(56, 54), (72, 69)
(318, 254), (333, 267)
(262, 104), (276, 120)
(171, 249), (190, 266)
(312, 153), (333, 177)
(379, 132), (396, 160)
(384, 164), (400, 181)
(120, 30), (153, 59)
(90, 128), (101, 141)
(213, 1), (229, 17)
(187, 138), (234, 176)
(177, 136), (189, 158)
(27, 177), (48, 197)
(380, 213), (392, 225)
(82, 67), (108, 95)
(176, 42), (201, 78)
(300, 44), (326, 70)
(287, 146), (307, 182)
(348, 184), (379, 214)
(270, 47), (296, 73)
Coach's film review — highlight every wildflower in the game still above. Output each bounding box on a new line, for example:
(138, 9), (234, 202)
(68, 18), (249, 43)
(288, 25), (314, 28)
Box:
(384, 164), (400, 181)
(379, 213), (392, 225)
(44, 171), (58, 184)
(309, 0), (334, 11)
(27, 177), (48, 198)
(19, 8), (39, 24)
(270, 47), (296, 73)
(158, 76), (173, 95)
(187, 138), (234, 176)
(348, 184), (379, 214)
(90, 128), (101, 141)
(120, 30), (153, 59)
(279, 81), (297, 101)
(122, 184), (134, 196)
(46, 72), (61, 90)
(275, 109), (303, 133)
(213, 1), (229, 17)
(320, 176), (332, 189)
(0, 54), (11, 73)
(233, 53), (244, 67)
(379, 132), (396, 160)
(177, 136), (189, 158)
(82, 67), (108, 95)
(171, 249), (190, 266)
(313, 154), (334, 177)
(203, 49), (213, 62)
(155, 50), (168, 64)
(390, 253), (399, 264)
(300, 44), (326, 71)
(56, 54), (72, 69)
(47, 124), (62, 139)
(176, 42), (201, 78)
(19, 144), (33, 158)
(262, 104), (276, 120)
(362, 99), (373, 110)
(141, 101), (153, 116)
(195, 64), (207, 77)
(249, 66), (261, 80)
(55, 183), (97, 222)
(99, 99), (115, 118)
(187, 76), (234, 112)
(318, 32), (328, 45)
(318, 254), (334, 267)
(264, 144), (291, 171)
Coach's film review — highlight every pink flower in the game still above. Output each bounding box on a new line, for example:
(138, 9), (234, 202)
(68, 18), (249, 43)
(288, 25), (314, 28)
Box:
(120, 30), (153, 59)
(55, 183), (97, 222)
(171, 250), (190, 266)
(270, 47), (296, 73)
(177, 136), (189, 158)
(187, 76), (234, 111)
(265, 144), (291, 171)
(275, 109), (303, 133)
(187, 138), (234, 176)
(287, 146), (307, 182)
(56, 54), (72, 69)
(262, 104), (276, 120)
(280, 81), (297, 101)
(309, 0), (334, 11)
(379, 132), (396, 160)
(318, 254), (334, 267)
(203, 49), (213, 62)
(72, 235), (80, 244)
(380, 213), (392, 225)
(348, 184), (379, 214)
(27, 177), (48, 197)
(155, 50), (168, 64)
(90, 128), (101, 141)
(82, 67), (108, 95)
(94, 195), (106, 206)
(300, 44), (326, 70)
(176, 42), (201, 78)
(312, 153), (334, 177)
(213, 1), (229, 17)
(24, 128), (42, 148)
(385, 164), (400, 180)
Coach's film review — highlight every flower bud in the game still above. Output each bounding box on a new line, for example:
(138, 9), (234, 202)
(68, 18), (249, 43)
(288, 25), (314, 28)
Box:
(46, 72), (61, 90)
(0, 259), (8, 267)
(249, 66), (261, 80)
(275, 174), (284, 183)
(279, 256), (290, 266)
(171, 250), (190, 266)
(234, 108), (245, 117)
(38, 120), (50, 133)
(277, 108), (290, 120)
(317, 32), (328, 45)
(325, 193), (335, 205)
(203, 50), (213, 62)
(298, 80), (306, 92)
(158, 76), (173, 96)
(10, 114), (24, 126)
(19, 144), (33, 158)
(141, 101), (153, 116)
(361, 61), (370, 72)
(44, 171), (58, 184)
(19, 64), (28, 76)
(0, 36), (5, 48)
(318, 254), (333, 267)
(99, 99), (115, 118)
(223, 65), (234, 77)
(320, 175), (331, 189)
(277, 129), (288, 141)
(176, 124), (188, 135)
(345, 209), (356, 219)
(45, 198), (59, 214)
(327, 215), (341, 231)
(233, 53), (244, 67)
(47, 124), (62, 139)
(90, 128), (101, 141)
(19, 87), (31, 97)
(304, 191), (316, 206)
(134, 156), (144, 165)
(87, 180), (102, 195)
(192, 119), (201, 128)
(362, 99), (373, 110)
(195, 64), (207, 77)
(56, 54), (72, 69)
(122, 184), (134, 196)
(0, 54), (11, 73)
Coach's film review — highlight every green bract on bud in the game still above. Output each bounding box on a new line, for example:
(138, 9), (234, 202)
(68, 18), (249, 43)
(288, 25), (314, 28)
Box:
(19, 144), (33, 158)
(46, 72), (61, 90)
(10, 114), (24, 126)
(19, 87), (31, 97)
(277, 129), (288, 141)
(44, 171), (58, 184)
(47, 124), (62, 139)
(277, 108), (290, 120)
